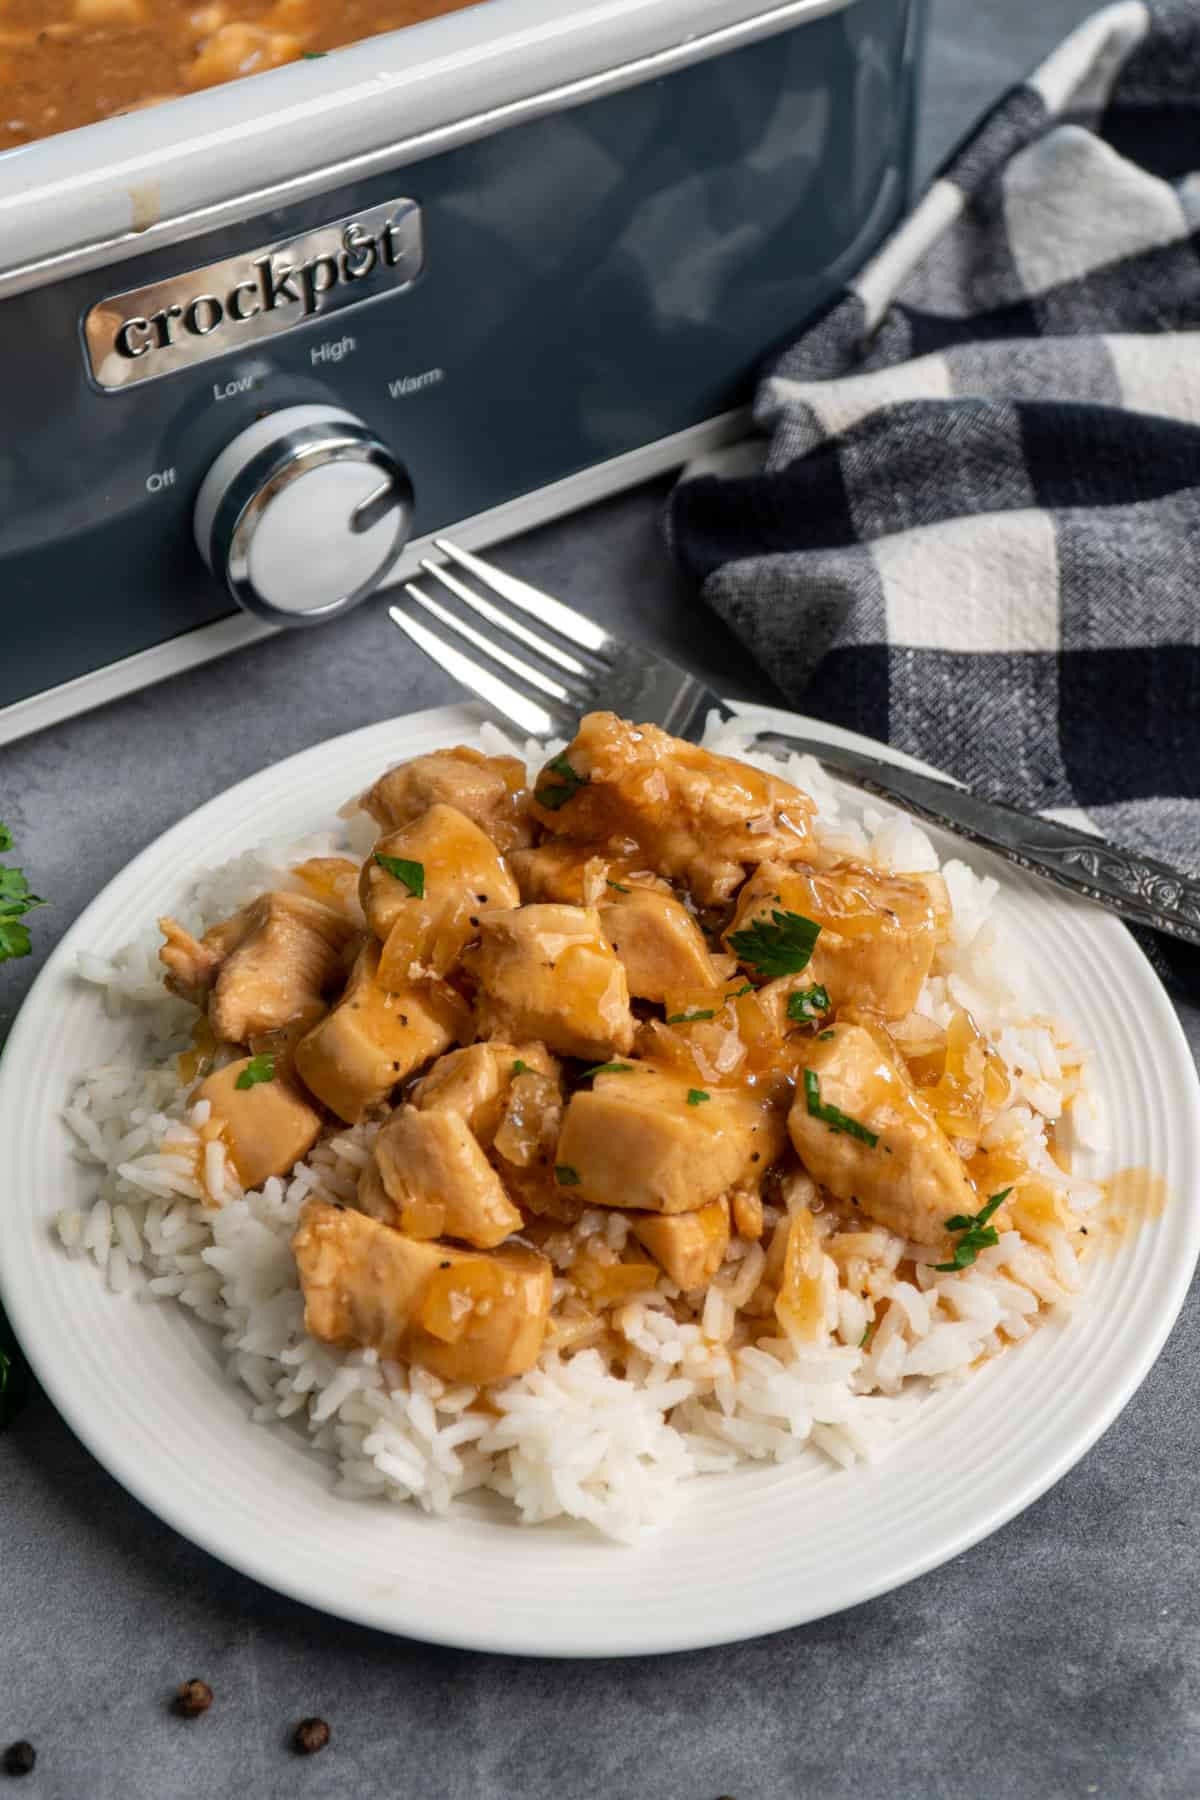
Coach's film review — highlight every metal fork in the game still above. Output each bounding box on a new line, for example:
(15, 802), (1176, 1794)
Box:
(388, 538), (1200, 949)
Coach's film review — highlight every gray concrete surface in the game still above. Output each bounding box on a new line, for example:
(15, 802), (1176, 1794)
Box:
(4, 3), (1199, 1796)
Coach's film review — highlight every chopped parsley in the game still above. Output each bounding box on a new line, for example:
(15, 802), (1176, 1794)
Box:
(687, 1089), (710, 1106)
(934, 1188), (1012, 1273)
(606, 879), (631, 894)
(818, 1030), (835, 1041)
(727, 982), (756, 998)
(786, 983), (831, 1025)
(803, 1069), (878, 1146)
(301, 49), (327, 57)
(665, 1009), (716, 1025)
(534, 753), (588, 811)
(511, 1060), (529, 1076)
(374, 852), (425, 897)
(728, 909), (821, 980)
(235, 1053), (275, 1090)
(0, 823), (47, 963)
(580, 1061), (634, 1079)
(860, 1320), (876, 1350)
(555, 1164), (581, 1186)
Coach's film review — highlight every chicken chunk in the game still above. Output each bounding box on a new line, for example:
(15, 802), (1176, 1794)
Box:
(292, 1199), (553, 1383)
(291, 856), (367, 927)
(160, 892), (355, 1044)
(373, 1106), (522, 1248)
(462, 904), (634, 1061)
(411, 1040), (559, 1145)
(598, 886), (721, 1003)
(633, 1197), (730, 1290)
(351, 746), (534, 852)
(726, 862), (948, 1020)
(195, 1056), (322, 1192)
(293, 941), (467, 1124)
(787, 1023), (976, 1246)
(555, 1063), (785, 1214)
(530, 712), (817, 904)
(360, 803), (520, 986)
(508, 842), (660, 906)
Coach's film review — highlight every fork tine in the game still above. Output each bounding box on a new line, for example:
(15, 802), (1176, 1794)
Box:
(388, 605), (567, 739)
(404, 583), (575, 705)
(432, 538), (612, 656)
(417, 558), (589, 678)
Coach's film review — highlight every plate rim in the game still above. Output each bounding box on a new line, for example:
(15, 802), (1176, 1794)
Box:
(3, 697), (1199, 1658)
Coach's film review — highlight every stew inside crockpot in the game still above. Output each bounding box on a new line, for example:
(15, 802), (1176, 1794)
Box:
(0, 0), (481, 149)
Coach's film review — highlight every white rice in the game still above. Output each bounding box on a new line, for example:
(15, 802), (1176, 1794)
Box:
(56, 718), (1103, 1541)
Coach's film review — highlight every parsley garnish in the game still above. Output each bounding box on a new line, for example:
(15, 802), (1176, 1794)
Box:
(687, 1089), (710, 1106)
(818, 1030), (835, 1041)
(0, 823), (47, 963)
(555, 1164), (581, 1186)
(727, 982), (755, 998)
(580, 1061), (634, 1079)
(374, 852), (425, 897)
(803, 1069), (878, 1146)
(786, 984), (831, 1024)
(534, 754), (588, 811)
(512, 1059), (529, 1076)
(606, 879), (631, 894)
(301, 49), (327, 57)
(934, 1189), (1012, 1273)
(860, 1320), (876, 1350)
(665, 1009), (716, 1025)
(235, 1053), (275, 1090)
(728, 909), (821, 980)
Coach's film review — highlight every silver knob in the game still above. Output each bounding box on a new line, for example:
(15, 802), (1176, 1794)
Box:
(194, 404), (414, 627)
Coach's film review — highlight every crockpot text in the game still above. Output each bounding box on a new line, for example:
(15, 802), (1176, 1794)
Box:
(83, 199), (424, 391)
(114, 222), (411, 360)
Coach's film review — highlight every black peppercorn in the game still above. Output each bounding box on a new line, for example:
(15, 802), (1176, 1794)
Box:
(2, 1742), (36, 1777)
(173, 1678), (213, 1718)
(293, 1717), (331, 1756)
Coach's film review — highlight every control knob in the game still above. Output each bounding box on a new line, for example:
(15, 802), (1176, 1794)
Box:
(194, 404), (413, 626)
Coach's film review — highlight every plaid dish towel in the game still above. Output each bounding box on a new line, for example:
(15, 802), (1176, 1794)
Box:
(669, 1), (1200, 980)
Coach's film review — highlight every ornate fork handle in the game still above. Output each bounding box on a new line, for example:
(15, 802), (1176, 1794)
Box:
(755, 729), (1200, 950)
(1002, 826), (1200, 947)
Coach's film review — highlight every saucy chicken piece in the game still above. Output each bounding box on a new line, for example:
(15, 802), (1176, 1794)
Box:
(597, 885), (721, 1003)
(788, 1023), (976, 1246)
(726, 861), (948, 1020)
(293, 940), (467, 1124)
(633, 1197), (731, 1290)
(411, 1040), (558, 1145)
(351, 746), (534, 853)
(291, 856), (367, 928)
(372, 1106), (523, 1248)
(508, 842), (655, 906)
(530, 712), (817, 905)
(160, 891), (355, 1043)
(195, 1056), (322, 1192)
(292, 1199), (553, 1384)
(360, 802), (521, 986)
(462, 904), (635, 1061)
(356, 1160), (396, 1225)
(555, 1063), (785, 1214)
(490, 1063), (572, 1222)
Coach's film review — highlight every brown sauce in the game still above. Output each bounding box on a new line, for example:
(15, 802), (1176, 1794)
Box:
(0, 0), (481, 149)
(1096, 1166), (1171, 1244)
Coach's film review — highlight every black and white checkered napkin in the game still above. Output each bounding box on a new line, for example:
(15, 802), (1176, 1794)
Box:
(669, 1), (1200, 981)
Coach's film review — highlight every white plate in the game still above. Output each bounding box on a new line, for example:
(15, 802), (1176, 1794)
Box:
(3, 701), (1198, 1658)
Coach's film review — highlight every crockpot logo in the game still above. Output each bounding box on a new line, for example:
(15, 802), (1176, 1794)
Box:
(83, 199), (424, 391)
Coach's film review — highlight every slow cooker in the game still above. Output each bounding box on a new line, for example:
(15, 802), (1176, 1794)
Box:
(0, 0), (925, 745)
